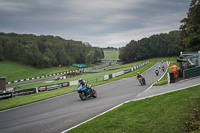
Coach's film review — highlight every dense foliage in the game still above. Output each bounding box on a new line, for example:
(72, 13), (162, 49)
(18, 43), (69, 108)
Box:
(0, 32), (104, 68)
(119, 31), (181, 63)
(179, 0), (200, 51)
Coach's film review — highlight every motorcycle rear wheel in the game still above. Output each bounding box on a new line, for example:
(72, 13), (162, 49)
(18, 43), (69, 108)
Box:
(92, 89), (97, 98)
(139, 79), (143, 86)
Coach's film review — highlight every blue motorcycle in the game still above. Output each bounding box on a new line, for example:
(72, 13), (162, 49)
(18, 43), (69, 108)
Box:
(77, 85), (97, 101)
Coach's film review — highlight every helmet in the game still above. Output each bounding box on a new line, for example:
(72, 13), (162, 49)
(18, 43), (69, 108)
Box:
(137, 72), (140, 74)
(79, 78), (83, 83)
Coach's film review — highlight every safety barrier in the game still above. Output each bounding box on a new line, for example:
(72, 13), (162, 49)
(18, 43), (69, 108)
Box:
(183, 66), (200, 78)
(104, 61), (149, 80)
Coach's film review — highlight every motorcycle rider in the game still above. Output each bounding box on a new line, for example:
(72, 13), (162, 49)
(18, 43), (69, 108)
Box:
(78, 78), (91, 96)
(136, 72), (146, 85)
(78, 78), (87, 87)
(155, 69), (159, 76)
(162, 66), (165, 72)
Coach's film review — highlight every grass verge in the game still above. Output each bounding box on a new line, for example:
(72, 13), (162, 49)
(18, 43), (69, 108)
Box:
(67, 85), (200, 133)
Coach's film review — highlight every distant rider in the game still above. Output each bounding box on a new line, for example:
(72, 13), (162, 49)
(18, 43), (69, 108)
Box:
(155, 69), (159, 76)
(162, 66), (165, 72)
(136, 72), (146, 85)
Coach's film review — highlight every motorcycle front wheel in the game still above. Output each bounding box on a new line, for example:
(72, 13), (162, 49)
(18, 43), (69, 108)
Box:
(79, 92), (86, 101)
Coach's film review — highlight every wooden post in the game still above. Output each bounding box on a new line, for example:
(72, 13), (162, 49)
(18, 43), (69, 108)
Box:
(0, 77), (6, 93)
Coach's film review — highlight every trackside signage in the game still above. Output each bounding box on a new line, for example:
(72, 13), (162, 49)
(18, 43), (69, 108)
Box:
(38, 86), (47, 92)
(0, 92), (12, 100)
(12, 88), (36, 97)
(46, 84), (62, 91)
(38, 82), (69, 92)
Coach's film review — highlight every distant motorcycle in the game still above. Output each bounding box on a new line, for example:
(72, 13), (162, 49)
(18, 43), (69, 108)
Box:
(77, 85), (97, 101)
(138, 77), (146, 86)
(162, 66), (165, 72)
(155, 70), (159, 76)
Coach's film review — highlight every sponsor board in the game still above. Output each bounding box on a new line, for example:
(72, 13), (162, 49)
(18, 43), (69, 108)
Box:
(0, 92), (12, 100)
(12, 88), (36, 97)
(38, 86), (47, 92)
(124, 69), (131, 74)
(62, 82), (69, 87)
(46, 84), (62, 91)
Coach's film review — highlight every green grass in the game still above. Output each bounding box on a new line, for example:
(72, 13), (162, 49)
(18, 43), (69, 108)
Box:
(0, 61), (78, 82)
(67, 85), (200, 133)
(103, 50), (119, 60)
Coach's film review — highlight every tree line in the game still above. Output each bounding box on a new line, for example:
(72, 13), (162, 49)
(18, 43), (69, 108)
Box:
(0, 33), (104, 68)
(119, 31), (182, 63)
(120, 0), (200, 63)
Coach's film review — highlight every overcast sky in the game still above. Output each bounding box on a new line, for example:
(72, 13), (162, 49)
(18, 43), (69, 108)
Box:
(0, 0), (191, 48)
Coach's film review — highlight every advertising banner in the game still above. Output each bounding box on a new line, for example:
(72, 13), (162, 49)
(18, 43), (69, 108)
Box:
(62, 82), (69, 87)
(46, 84), (62, 91)
(124, 69), (131, 74)
(12, 88), (36, 97)
(0, 92), (12, 100)
(38, 86), (47, 92)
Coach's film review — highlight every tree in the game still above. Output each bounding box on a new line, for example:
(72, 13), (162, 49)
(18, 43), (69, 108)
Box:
(86, 50), (94, 64)
(180, 0), (200, 51)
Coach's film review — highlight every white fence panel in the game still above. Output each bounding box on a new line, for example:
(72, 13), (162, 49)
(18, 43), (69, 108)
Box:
(104, 75), (109, 80)
(70, 80), (78, 86)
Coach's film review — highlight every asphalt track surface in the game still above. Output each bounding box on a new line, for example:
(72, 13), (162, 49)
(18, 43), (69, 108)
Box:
(0, 62), (168, 133)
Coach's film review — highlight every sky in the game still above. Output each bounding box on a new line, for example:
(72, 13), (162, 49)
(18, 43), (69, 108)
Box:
(0, 0), (191, 48)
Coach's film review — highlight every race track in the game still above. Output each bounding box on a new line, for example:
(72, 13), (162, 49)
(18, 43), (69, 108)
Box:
(0, 62), (167, 133)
